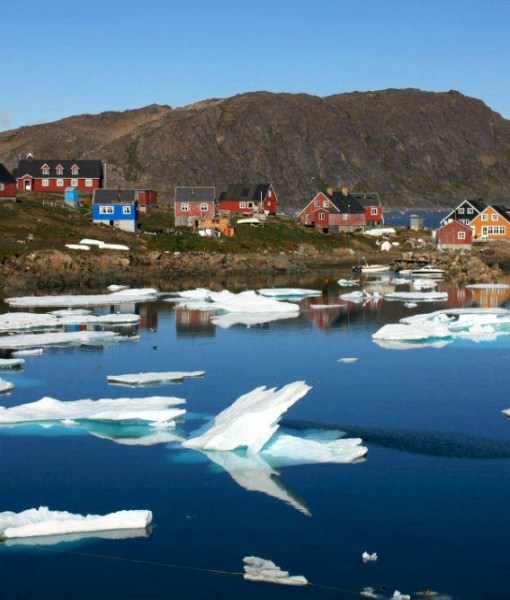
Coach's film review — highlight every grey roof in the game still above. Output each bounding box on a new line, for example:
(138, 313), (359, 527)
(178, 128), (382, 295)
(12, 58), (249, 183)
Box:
(15, 159), (103, 178)
(326, 191), (364, 214)
(175, 186), (215, 203)
(93, 189), (137, 204)
(0, 163), (15, 183)
(219, 184), (271, 202)
(350, 192), (382, 207)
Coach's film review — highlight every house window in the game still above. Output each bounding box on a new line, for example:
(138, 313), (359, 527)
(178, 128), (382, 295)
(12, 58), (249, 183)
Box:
(491, 213), (498, 221)
(314, 200), (320, 208)
(85, 179), (93, 187)
(42, 179), (49, 187)
(343, 213), (349, 220)
(99, 205), (114, 215)
(71, 178), (78, 187)
(239, 201), (247, 209)
(370, 207), (378, 215)
(481, 213), (489, 221)
(56, 179), (64, 187)
(122, 206), (132, 215)
(0, 183), (4, 191)
(41, 164), (50, 175)
(318, 212), (325, 221)
(457, 231), (466, 240)
(56, 165), (64, 176)
(458, 207), (464, 214)
(323, 200), (329, 208)
(180, 203), (189, 212)
(71, 164), (79, 175)
(200, 203), (209, 211)
(467, 207), (473, 214)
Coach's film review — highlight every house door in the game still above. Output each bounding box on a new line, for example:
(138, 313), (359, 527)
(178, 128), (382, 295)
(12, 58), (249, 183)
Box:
(24, 179), (32, 191)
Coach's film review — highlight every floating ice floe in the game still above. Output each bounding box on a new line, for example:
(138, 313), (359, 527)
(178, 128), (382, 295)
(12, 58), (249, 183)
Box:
(310, 303), (345, 309)
(49, 308), (92, 317)
(373, 339), (451, 350)
(361, 587), (378, 598)
(340, 290), (381, 303)
(413, 278), (438, 290)
(107, 371), (205, 386)
(337, 278), (359, 287)
(383, 291), (448, 302)
(107, 284), (130, 292)
(173, 289), (300, 314)
(502, 408), (510, 418)
(257, 288), (321, 298)
(0, 507), (152, 541)
(0, 330), (121, 350)
(12, 348), (44, 357)
(183, 382), (311, 452)
(392, 592), (411, 600)
(0, 378), (14, 393)
(0, 311), (140, 331)
(0, 358), (24, 369)
(338, 357), (358, 364)
(404, 302), (418, 309)
(242, 556), (308, 586)
(211, 312), (298, 329)
(5, 288), (158, 308)
(0, 395), (186, 426)
(362, 551), (378, 562)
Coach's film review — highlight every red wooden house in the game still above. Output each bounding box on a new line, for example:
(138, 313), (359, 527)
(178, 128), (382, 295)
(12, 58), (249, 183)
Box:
(0, 163), (17, 200)
(436, 220), (472, 250)
(174, 186), (216, 226)
(297, 189), (365, 233)
(350, 192), (384, 226)
(218, 183), (277, 215)
(15, 158), (103, 192)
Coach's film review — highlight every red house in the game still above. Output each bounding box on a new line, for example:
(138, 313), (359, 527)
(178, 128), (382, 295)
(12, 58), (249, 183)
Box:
(436, 220), (472, 250)
(297, 189), (365, 233)
(0, 163), (17, 200)
(93, 188), (157, 213)
(218, 183), (278, 215)
(351, 192), (384, 226)
(174, 186), (216, 226)
(15, 158), (103, 192)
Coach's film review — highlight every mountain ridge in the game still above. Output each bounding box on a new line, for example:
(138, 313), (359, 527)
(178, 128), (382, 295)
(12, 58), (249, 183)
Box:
(1, 88), (509, 208)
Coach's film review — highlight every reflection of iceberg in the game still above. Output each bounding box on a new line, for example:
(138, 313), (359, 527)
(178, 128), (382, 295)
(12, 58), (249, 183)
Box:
(243, 556), (308, 586)
(203, 450), (311, 516)
(0, 396), (186, 426)
(183, 382), (311, 452)
(5, 288), (158, 308)
(0, 507), (152, 541)
(2, 527), (150, 547)
(107, 371), (205, 386)
(211, 312), (298, 329)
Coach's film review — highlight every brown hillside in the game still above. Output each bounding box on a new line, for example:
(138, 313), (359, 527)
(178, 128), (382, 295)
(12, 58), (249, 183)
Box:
(1, 89), (510, 207)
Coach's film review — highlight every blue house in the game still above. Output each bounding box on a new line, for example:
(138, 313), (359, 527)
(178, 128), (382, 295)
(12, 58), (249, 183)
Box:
(64, 186), (79, 207)
(92, 189), (138, 232)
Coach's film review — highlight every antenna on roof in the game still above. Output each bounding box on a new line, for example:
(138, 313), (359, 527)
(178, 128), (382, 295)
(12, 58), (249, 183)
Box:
(26, 152), (34, 161)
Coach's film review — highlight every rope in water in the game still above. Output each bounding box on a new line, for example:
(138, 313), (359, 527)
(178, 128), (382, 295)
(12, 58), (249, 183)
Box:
(67, 550), (362, 596)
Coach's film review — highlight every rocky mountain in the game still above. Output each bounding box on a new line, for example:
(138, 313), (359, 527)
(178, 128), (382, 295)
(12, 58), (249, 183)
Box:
(1, 88), (510, 208)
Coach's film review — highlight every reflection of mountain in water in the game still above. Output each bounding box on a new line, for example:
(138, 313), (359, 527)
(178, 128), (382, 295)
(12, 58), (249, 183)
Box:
(284, 420), (510, 459)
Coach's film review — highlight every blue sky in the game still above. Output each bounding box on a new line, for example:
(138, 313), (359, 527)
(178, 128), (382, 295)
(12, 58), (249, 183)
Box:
(1, 0), (509, 131)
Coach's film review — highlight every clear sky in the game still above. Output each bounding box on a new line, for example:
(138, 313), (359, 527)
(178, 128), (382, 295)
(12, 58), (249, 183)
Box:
(1, 0), (509, 131)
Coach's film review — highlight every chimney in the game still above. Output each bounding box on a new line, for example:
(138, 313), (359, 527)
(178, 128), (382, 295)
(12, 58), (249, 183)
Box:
(341, 187), (349, 197)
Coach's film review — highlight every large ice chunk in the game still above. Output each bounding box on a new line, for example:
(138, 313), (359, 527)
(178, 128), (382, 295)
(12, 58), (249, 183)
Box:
(0, 396), (186, 426)
(0, 378), (14, 393)
(107, 371), (205, 386)
(183, 382), (311, 452)
(0, 358), (24, 369)
(242, 556), (308, 586)
(0, 331), (121, 350)
(211, 312), (298, 329)
(5, 288), (158, 308)
(173, 289), (300, 314)
(0, 507), (152, 540)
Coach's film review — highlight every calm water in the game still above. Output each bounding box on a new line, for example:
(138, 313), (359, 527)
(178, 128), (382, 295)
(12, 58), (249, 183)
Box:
(1, 276), (510, 600)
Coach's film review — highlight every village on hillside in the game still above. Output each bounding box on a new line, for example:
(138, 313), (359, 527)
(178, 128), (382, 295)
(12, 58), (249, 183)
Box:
(1, 156), (510, 249)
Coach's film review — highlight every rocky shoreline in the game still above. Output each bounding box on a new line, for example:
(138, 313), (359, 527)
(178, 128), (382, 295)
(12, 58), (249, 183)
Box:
(0, 245), (508, 296)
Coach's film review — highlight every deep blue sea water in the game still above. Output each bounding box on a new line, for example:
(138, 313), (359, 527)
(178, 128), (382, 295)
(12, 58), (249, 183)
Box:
(1, 278), (510, 600)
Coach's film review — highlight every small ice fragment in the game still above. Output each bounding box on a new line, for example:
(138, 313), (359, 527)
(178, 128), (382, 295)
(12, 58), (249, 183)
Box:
(0, 358), (25, 369)
(107, 371), (205, 386)
(337, 278), (359, 287)
(362, 551), (378, 562)
(107, 285), (129, 292)
(257, 288), (321, 298)
(361, 587), (378, 599)
(404, 302), (418, 308)
(338, 357), (358, 364)
(242, 556), (308, 586)
(0, 378), (14, 393)
(12, 348), (44, 357)
(393, 591), (411, 600)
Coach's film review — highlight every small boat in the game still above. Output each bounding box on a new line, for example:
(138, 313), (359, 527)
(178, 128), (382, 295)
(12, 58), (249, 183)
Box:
(352, 258), (391, 274)
(410, 265), (445, 279)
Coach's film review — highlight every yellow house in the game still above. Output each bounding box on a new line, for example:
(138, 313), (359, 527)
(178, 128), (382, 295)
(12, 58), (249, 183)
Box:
(470, 205), (510, 240)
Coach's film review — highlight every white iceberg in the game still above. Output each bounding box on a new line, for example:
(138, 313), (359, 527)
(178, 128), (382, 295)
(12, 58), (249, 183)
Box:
(340, 290), (380, 303)
(413, 278), (438, 290)
(0, 312), (59, 331)
(337, 278), (359, 287)
(0, 378), (14, 393)
(107, 285), (130, 292)
(0, 507), (152, 540)
(107, 371), (205, 386)
(2, 526), (150, 547)
(173, 289), (300, 314)
(404, 302), (418, 308)
(362, 551), (378, 562)
(0, 331), (121, 350)
(383, 291), (448, 302)
(0, 395), (186, 426)
(393, 592), (411, 600)
(0, 358), (24, 369)
(257, 288), (321, 298)
(211, 312), (298, 329)
(361, 586), (378, 598)
(183, 382), (311, 452)
(5, 288), (158, 308)
(12, 348), (44, 357)
(242, 556), (308, 586)
(49, 308), (92, 317)
(338, 357), (358, 364)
